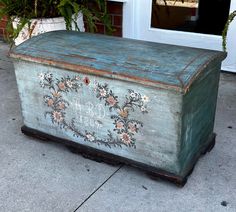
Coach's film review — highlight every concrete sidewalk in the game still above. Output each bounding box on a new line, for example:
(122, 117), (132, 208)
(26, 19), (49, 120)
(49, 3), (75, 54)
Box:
(0, 40), (235, 212)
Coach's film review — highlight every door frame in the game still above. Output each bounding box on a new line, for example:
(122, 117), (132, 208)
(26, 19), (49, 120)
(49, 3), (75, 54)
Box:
(122, 0), (236, 72)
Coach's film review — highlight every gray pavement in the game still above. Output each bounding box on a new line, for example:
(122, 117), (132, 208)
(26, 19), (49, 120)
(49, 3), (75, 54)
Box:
(0, 40), (236, 212)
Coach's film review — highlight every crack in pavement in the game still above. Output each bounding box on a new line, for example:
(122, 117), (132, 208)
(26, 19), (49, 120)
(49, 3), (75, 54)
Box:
(73, 164), (123, 212)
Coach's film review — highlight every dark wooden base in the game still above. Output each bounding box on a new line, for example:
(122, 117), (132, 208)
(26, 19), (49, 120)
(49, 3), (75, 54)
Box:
(21, 125), (216, 187)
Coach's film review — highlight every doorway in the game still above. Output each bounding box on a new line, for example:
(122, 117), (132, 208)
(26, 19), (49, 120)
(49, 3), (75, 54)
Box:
(122, 0), (236, 72)
(151, 0), (231, 36)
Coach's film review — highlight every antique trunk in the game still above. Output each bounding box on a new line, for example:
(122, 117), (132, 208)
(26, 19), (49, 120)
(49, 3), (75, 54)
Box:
(10, 31), (226, 186)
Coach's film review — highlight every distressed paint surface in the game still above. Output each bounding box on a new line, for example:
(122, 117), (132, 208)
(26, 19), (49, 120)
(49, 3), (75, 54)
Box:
(39, 71), (149, 148)
(179, 62), (222, 176)
(14, 61), (182, 174)
(10, 31), (226, 177)
(10, 31), (226, 93)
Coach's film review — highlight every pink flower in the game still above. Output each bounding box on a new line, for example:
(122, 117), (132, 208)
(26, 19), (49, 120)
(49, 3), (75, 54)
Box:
(106, 95), (117, 107)
(52, 111), (63, 123)
(47, 99), (54, 107)
(128, 123), (137, 133)
(116, 121), (124, 129)
(58, 82), (66, 91)
(57, 102), (65, 110)
(120, 133), (131, 144)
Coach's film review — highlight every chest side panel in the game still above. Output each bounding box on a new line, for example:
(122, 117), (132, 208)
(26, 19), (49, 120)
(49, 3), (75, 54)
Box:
(179, 61), (221, 175)
(14, 60), (183, 174)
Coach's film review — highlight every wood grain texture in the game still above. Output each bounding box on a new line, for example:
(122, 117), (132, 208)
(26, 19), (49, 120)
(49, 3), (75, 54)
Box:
(179, 62), (221, 176)
(13, 61), (183, 174)
(10, 31), (226, 181)
(10, 31), (227, 93)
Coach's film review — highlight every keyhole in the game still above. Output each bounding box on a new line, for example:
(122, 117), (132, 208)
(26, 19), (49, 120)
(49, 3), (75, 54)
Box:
(83, 77), (90, 85)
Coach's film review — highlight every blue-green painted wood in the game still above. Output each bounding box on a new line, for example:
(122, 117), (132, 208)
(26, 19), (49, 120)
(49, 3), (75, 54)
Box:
(13, 61), (183, 174)
(179, 61), (221, 176)
(10, 31), (226, 178)
(10, 31), (226, 92)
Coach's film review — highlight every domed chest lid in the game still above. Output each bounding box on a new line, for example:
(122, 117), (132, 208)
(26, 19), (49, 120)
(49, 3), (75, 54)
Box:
(10, 31), (227, 94)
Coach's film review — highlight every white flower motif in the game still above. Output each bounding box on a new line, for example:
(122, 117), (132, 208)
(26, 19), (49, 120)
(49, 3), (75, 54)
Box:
(142, 95), (149, 103)
(38, 73), (45, 80)
(40, 82), (45, 88)
(66, 80), (73, 88)
(45, 73), (52, 80)
(86, 134), (95, 142)
(141, 106), (147, 112)
(130, 92), (137, 98)
(44, 96), (49, 101)
(100, 88), (107, 97)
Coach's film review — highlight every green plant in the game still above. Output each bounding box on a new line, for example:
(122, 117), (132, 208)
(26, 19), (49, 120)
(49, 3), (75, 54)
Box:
(0, 0), (113, 42)
(222, 10), (236, 51)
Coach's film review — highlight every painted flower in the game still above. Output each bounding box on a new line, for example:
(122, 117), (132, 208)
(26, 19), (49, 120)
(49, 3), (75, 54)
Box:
(141, 106), (147, 113)
(116, 121), (124, 129)
(52, 91), (61, 98)
(118, 108), (129, 118)
(44, 96), (49, 101)
(38, 73), (45, 80)
(106, 95), (117, 107)
(45, 73), (52, 80)
(130, 92), (137, 98)
(66, 80), (73, 88)
(40, 82), (45, 88)
(86, 133), (95, 142)
(99, 88), (107, 97)
(128, 123), (137, 133)
(120, 133), (131, 144)
(47, 99), (54, 107)
(39, 76), (148, 148)
(57, 102), (65, 110)
(52, 111), (63, 123)
(58, 82), (66, 91)
(142, 95), (149, 103)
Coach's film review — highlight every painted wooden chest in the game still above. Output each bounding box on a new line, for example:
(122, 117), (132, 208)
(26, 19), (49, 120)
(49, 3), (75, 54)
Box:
(10, 31), (226, 186)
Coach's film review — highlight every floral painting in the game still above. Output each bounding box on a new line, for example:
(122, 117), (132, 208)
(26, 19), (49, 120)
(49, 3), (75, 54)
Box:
(39, 72), (149, 148)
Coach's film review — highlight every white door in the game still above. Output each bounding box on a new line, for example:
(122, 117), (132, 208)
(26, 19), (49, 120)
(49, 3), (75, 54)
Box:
(122, 0), (236, 72)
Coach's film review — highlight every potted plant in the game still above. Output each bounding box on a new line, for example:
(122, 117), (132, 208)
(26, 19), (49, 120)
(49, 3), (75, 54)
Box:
(0, 0), (112, 45)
